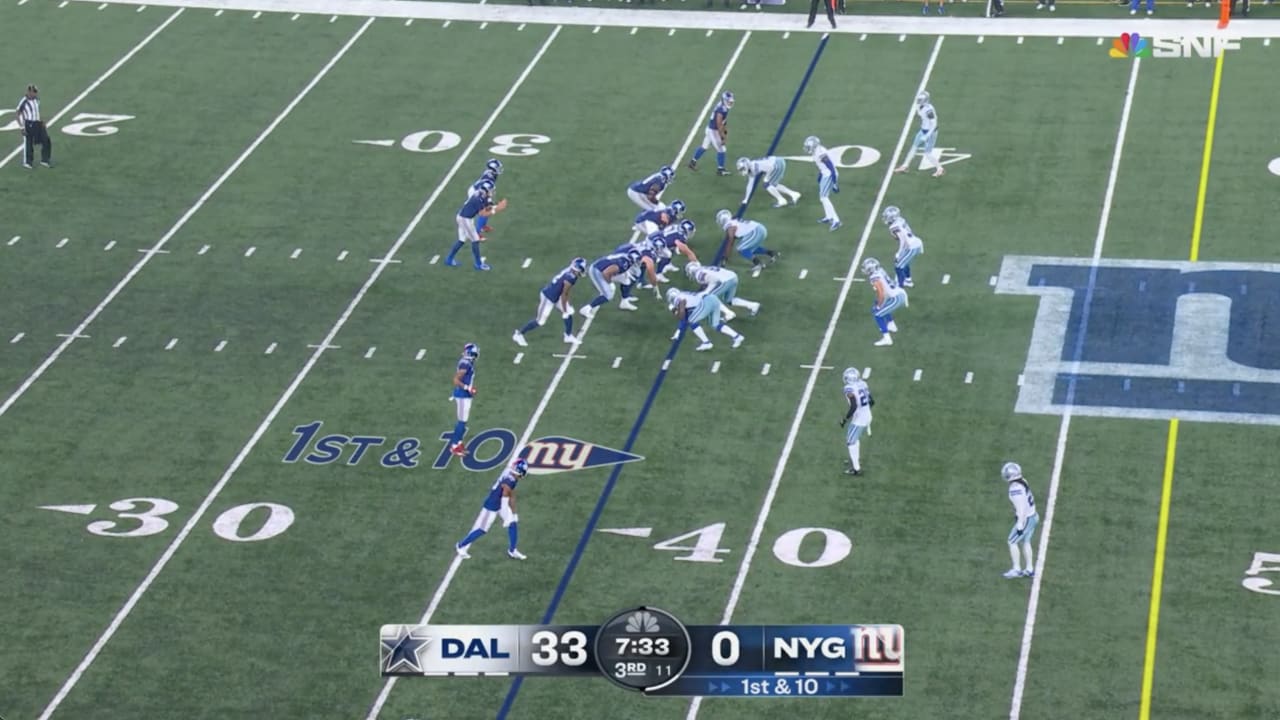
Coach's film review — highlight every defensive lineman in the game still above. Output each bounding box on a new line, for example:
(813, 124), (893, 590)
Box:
(895, 91), (944, 177)
(802, 136), (842, 230)
(716, 210), (778, 277)
(627, 166), (675, 211)
(513, 257), (587, 347)
(455, 458), (529, 560)
(447, 344), (480, 457)
(688, 91), (734, 176)
(667, 288), (744, 351)
(839, 368), (874, 476)
(1002, 462), (1038, 578)
(862, 258), (908, 347)
(882, 206), (924, 288)
(686, 261), (760, 322)
(736, 156), (802, 208)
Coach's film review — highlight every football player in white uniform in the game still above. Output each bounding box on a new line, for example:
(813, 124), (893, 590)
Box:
(666, 288), (744, 351)
(881, 206), (924, 288)
(684, 261), (760, 325)
(716, 209), (778, 278)
(896, 91), (944, 177)
(802, 135), (841, 230)
(736, 155), (802, 208)
(839, 368), (874, 476)
(1002, 462), (1039, 578)
(862, 258), (908, 347)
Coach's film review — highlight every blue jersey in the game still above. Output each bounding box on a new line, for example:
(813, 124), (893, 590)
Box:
(707, 102), (731, 131)
(452, 357), (476, 399)
(458, 193), (488, 220)
(540, 266), (580, 302)
(478, 169), (498, 186)
(482, 469), (520, 511)
(634, 208), (673, 229)
(628, 172), (667, 196)
(593, 253), (635, 275)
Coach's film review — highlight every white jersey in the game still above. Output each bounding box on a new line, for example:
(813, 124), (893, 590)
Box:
(746, 157), (779, 177)
(1007, 479), (1036, 526)
(843, 379), (873, 426)
(811, 144), (836, 177)
(697, 265), (738, 292)
(916, 102), (938, 132)
(726, 218), (762, 237)
(888, 217), (923, 252)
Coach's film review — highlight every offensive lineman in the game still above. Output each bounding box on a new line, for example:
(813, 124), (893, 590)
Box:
(839, 367), (874, 475)
(455, 458), (529, 560)
(1002, 462), (1038, 578)
(895, 91), (944, 177)
(736, 155), (802, 208)
(882, 206), (924, 288)
(513, 257), (587, 347)
(627, 166), (675, 211)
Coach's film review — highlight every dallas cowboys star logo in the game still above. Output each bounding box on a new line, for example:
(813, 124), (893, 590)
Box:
(380, 625), (431, 675)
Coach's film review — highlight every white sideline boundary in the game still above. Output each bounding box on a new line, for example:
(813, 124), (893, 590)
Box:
(79, 0), (1280, 38)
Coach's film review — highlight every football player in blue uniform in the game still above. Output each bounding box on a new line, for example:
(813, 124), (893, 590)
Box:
(472, 158), (503, 234)
(445, 182), (505, 271)
(689, 91), (734, 176)
(634, 200), (685, 236)
(447, 344), (480, 457)
(627, 166), (675, 211)
(455, 458), (528, 560)
(658, 219), (699, 277)
(581, 249), (643, 316)
(666, 288), (745, 351)
(513, 258), (588, 347)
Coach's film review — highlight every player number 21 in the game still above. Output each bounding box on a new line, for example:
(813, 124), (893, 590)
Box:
(530, 629), (589, 666)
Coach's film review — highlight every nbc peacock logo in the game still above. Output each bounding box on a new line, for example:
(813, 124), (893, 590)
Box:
(1110, 32), (1151, 58)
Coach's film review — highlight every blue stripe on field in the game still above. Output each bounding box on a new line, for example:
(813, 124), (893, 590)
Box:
(496, 32), (832, 719)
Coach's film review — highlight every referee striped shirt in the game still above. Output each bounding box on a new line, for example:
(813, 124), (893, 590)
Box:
(17, 96), (40, 123)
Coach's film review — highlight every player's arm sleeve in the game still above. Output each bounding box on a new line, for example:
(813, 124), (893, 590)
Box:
(844, 395), (858, 421)
(821, 156), (837, 175)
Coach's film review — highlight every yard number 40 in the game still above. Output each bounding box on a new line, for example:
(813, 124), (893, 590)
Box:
(1243, 552), (1280, 595)
(653, 522), (853, 569)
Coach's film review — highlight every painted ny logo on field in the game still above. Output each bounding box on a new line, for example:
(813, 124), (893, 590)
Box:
(998, 256), (1280, 425)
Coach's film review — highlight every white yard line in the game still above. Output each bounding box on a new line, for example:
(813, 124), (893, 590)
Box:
(1, 8), (183, 168)
(363, 29), (753, 720)
(685, 34), (945, 720)
(1009, 56), (1141, 720)
(76, 0), (1280, 38)
(0, 18), (375, 421)
(33, 18), (382, 720)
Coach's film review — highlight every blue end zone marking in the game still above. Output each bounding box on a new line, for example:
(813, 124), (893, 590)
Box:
(496, 34), (831, 719)
(1054, 374), (1280, 415)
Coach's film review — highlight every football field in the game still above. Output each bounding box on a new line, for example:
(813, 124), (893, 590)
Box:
(2, 1), (1279, 718)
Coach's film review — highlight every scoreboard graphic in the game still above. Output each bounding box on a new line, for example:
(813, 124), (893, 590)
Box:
(380, 607), (903, 697)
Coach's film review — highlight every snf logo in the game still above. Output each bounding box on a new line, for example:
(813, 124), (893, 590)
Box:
(1110, 31), (1240, 58)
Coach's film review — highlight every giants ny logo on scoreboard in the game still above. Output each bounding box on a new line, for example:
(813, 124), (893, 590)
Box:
(766, 624), (904, 674)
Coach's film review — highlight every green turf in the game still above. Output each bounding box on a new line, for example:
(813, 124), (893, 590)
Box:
(1, 4), (1278, 720)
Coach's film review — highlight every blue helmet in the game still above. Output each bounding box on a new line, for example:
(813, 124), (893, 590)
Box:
(668, 200), (687, 218)
(485, 158), (504, 176)
(678, 219), (696, 237)
(659, 165), (675, 183)
(462, 343), (479, 359)
(570, 257), (587, 276)
(511, 458), (529, 477)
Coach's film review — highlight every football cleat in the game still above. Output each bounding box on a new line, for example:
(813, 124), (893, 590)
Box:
(455, 544), (471, 559)
(450, 442), (469, 457)
(874, 335), (894, 347)
(475, 263), (492, 271)
(619, 298), (639, 311)
(563, 333), (580, 345)
(716, 168), (730, 177)
(696, 342), (714, 352)
(731, 335), (745, 349)
(508, 549), (528, 560)
(579, 305), (597, 319)
(1003, 569), (1023, 579)
(830, 221), (842, 232)
(512, 331), (528, 347)
(887, 321), (899, 333)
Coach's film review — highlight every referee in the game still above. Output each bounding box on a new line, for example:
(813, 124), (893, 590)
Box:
(17, 84), (53, 169)
(807, 0), (836, 27)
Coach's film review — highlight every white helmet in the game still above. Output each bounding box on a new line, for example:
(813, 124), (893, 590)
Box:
(665, 288), (682, 307)
(882, 206), (901, 225)
(715, 209), (733, 229)
(916, 90), (930, 107)
(736, 157), (751, 176)
(803, 135), (820, 154)
(861, 258), (881, 276)
(842, 367), (860, 384)
(1001, 462), (1023, 481)
(685, 261), (703, 281)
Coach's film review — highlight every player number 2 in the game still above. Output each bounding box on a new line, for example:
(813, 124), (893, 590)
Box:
(530, 629), (589, 666)
(1242, 551), (1280, 595)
